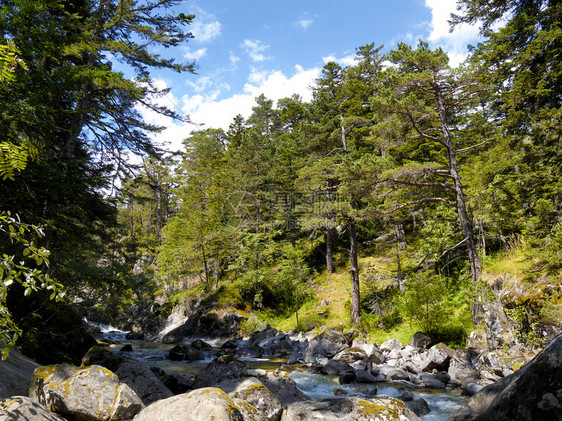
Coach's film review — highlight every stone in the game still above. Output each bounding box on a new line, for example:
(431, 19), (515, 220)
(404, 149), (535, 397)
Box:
(0, 396), (65, 421)
(28, 364), (144, 421)
(482, 301), (516, 350)
(462, 383), (484, 396)
(333, 347), (368, 364)
(418, 373), (446, 389)
(192, 356), (249, 389)
(133, 388), (245, 421)
(354, 369), (378, 383)
(377, 365), (411, 382)
(281, 396), (422, 421)
(421, 343), (454, 372)
(257, 335), (295, 357)
(0, 347), (39, 400)
(259, 370), (309, 406)
(320, 359), (354, 376)
(168, 344), (203, 361)
(217, 377), (282, 421)
(448, 349), (479, 382)
(305, 328), (351, 361)
(380, 338), (402, 352)
(450, 333), (562, 421)
(150, 366), (193, 394)
(411, 332), (432, 349)
(408, 398), (431, 416)
(82, 346), (173, 404)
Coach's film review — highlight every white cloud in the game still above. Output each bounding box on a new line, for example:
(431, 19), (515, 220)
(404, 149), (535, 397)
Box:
(424, 0), (480, 66)
(241, 39), (270, 62)
(190, 8), (221, 42)
(183, 47), (207, 61)
(295, 18), (313, 30)
(322, 53), (357, 67)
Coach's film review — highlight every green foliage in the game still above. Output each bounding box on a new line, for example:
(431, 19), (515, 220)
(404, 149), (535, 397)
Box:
(0, 212), (64, 359)
(397, 271), (471, 343)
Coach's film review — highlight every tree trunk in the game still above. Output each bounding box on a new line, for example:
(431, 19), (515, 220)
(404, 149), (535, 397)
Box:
(326, 227), (335, 273)
(437, 92), (482, 283)
(349, 216), (360, 324)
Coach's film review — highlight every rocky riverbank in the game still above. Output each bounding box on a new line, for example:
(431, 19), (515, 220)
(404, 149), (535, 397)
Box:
(1, 322), (560, 420)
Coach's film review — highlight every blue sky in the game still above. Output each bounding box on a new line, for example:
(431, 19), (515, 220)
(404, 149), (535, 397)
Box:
(140, 0), (481, 152)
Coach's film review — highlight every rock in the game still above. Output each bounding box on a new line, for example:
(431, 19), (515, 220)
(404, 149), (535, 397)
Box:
(0, 347), (39, 400)
(257, 335), (295, 357)
(448, 349), (479, 382)
(333, 347), (369, 364)
(217, 377), (282, 421)
(381, 338), (402, 352)
(162, 308), (246, 343)
(377, 365), (411, 382)
(411, 332), (432, 349)
(0, 396), (65, 421)
(249, 325), (280, 343)
(82, 346), (173, 404)
(320, 359), (354, 376)
(397, 390), (414, 402)
(450, 333), (562, 421)
(421, 343), (454, 372)
(192, 356), (249, 389)
(339, 372), (356, 384)
(259, 369), (309, 406)
(466, 328), (488, 351)
(281, 396), (422, 421)
(462, 382), (484, 396)
(418, 373), (446, 389)
(28, 364), (144, 421)
(190, 339), (213, 351)
(305, 328), (351, 361)
(168, 344), (203, 361)
(408, 397), (431, 416)
(482, 301), (516, 350)
(355, 369), (378, 383)
(133, 388), (246, 421)
(120, 344), (133, 352)
(150, 366), (193, 394)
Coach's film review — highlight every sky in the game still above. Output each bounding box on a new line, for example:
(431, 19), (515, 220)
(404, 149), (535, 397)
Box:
(140, 0), (482, 153)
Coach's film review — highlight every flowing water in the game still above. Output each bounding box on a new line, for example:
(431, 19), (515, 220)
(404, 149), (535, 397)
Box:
(97, 326), (466, 421)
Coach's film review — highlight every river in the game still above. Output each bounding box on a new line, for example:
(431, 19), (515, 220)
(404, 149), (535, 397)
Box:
(98, 325), (466, 420)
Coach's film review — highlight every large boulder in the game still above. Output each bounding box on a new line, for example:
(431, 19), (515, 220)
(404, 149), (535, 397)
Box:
(448, 349), (479, 383)
(192, 356), (249, 389)
(0, 396), (65, 421)
(256, 335), (295, 357)
(482, 301), (516, 350)
(281, 396), (422, 421)
(162, 308), (246, 343)
(421, 343), (454, 372)
(259, 370), (310, 406)
(28, 364), (144, 421)
(306, 328), (351, 362)
(217, 377), (282, 421)
(411, 332), (432, 349)
(82, 346), (173, 404)
(449, 333), (562, 421)
(133, 388), (247, 421)
(0, 347), (39, 400)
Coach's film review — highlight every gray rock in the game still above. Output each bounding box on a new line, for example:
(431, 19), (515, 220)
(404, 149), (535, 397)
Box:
(133, 388), (245, 421)
(259, 370), (309, 406)
(258, 335), (295, 357)
(408, 397), (431, 416)
(193, 356), (249, 389)
(321, 359), (354, 376)
(354, 369), (378, 383)
(448, 349), (479, 382)
(281, 396), (422, 421)
(411, 332), (432, 349)
(82, 346), (173, 404)
(306, 328), (350, 361)
(0, 396), (65, 421)
(377, 365), (411, 381)
(0, 348), (39, 400)
(217, 377), (282, 421)
(422, 343), (454, 372)
(28, 364), (144, 421)
(381, 338), (402, 352)
(418, 373), (446, 389)
(462, 382), (484, 396)
(482, 301), (516, 350)
(333, 347), (368, 364)
(168, 344), (203, 361)
(450, 333), (562, 421)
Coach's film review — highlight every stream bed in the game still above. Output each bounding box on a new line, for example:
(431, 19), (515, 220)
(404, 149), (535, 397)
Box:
(103, 334), (467, 421)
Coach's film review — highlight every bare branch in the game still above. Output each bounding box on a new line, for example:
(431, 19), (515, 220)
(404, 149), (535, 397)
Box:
(381, 197), (456, 215)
